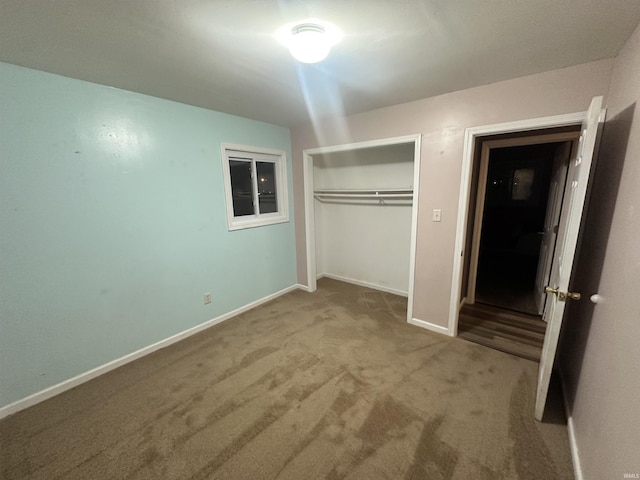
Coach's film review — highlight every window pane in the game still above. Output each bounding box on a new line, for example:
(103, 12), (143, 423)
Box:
(256, 161), (277, 214)
(229, 160), (254, 216)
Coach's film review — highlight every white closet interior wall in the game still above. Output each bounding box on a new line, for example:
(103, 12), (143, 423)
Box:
(313, 143), (415, 296)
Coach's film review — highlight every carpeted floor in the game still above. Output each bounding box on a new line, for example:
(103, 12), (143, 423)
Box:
(0, 278), (574, 479)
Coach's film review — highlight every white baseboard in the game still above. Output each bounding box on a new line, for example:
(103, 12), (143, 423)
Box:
(295, 283), (312, 293)
(319, 273), (408, 297)
(559, 371), (584, 480)
(566, 415), (584, 480)
(408, 317), (452, 336)
(0, 284), (300, 420)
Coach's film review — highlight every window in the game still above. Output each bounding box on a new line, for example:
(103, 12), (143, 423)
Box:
(221, 144), (289, 230)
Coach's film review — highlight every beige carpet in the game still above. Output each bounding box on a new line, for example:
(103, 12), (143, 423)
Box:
(0, 278), (573, 479)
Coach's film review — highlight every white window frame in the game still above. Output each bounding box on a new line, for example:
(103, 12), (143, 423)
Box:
(221, 143), (289, 231)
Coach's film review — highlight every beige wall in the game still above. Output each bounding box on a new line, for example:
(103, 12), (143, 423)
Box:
(559, 24), (640, 479)
(292, 59), (613, 328)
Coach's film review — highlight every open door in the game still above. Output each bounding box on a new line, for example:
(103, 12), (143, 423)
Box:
(534, 142), (572, 314)
(535, 96), (604, 421)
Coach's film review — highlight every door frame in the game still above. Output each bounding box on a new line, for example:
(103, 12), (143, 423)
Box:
(302, 134), (422, 322)
(466, 131), (580, 307)
(449, 112), (589, 336)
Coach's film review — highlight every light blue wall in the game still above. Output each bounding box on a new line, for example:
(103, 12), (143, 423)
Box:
(0, 62), (297, 408)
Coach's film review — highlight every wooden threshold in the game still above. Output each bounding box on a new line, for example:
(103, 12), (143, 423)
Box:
(458, 302), (547, 362)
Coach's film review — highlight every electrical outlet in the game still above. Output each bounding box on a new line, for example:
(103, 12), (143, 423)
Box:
(204, 293), (212, 304)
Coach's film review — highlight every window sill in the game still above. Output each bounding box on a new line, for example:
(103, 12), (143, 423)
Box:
(228, 215), (289, 231)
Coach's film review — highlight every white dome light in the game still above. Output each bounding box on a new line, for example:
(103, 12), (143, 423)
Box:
(276, 20), (342, 64)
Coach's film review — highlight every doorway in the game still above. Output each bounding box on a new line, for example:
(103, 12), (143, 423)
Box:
(474, 141), (571, 315)
(449, 119), (585, 332)
(457, 129), (581, 360)
(449, 97), (604, 419)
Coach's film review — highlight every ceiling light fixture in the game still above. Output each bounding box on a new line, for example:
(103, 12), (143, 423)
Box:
(276, 20), (342, 64)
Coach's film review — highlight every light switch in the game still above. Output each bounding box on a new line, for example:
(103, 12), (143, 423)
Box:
(433, 209), (442, 222)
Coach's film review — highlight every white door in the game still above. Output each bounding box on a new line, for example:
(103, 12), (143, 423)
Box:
(535, 96), (604, 421)
(534, 142), (571, 314)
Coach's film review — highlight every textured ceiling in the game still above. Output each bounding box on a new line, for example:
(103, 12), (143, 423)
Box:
(1, 1), (639, 127)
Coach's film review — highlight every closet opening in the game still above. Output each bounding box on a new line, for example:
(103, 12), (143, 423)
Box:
(302, 135), (421, 323)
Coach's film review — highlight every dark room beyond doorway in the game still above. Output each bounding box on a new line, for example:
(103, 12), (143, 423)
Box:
(475, 142), (565, 315)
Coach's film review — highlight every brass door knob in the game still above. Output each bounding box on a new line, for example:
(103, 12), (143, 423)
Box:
(544, 286), (581, 301)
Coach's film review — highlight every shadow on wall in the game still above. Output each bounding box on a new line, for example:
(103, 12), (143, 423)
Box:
(558, 103), (636, 407)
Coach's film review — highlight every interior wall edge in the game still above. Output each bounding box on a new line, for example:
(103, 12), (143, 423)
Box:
(0, 283), (300, 419)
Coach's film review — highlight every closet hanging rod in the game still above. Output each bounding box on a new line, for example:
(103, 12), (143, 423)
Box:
(314, 192), (413, 199)
(314, 188), (412, 194)
(313, 188), (413, 199)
